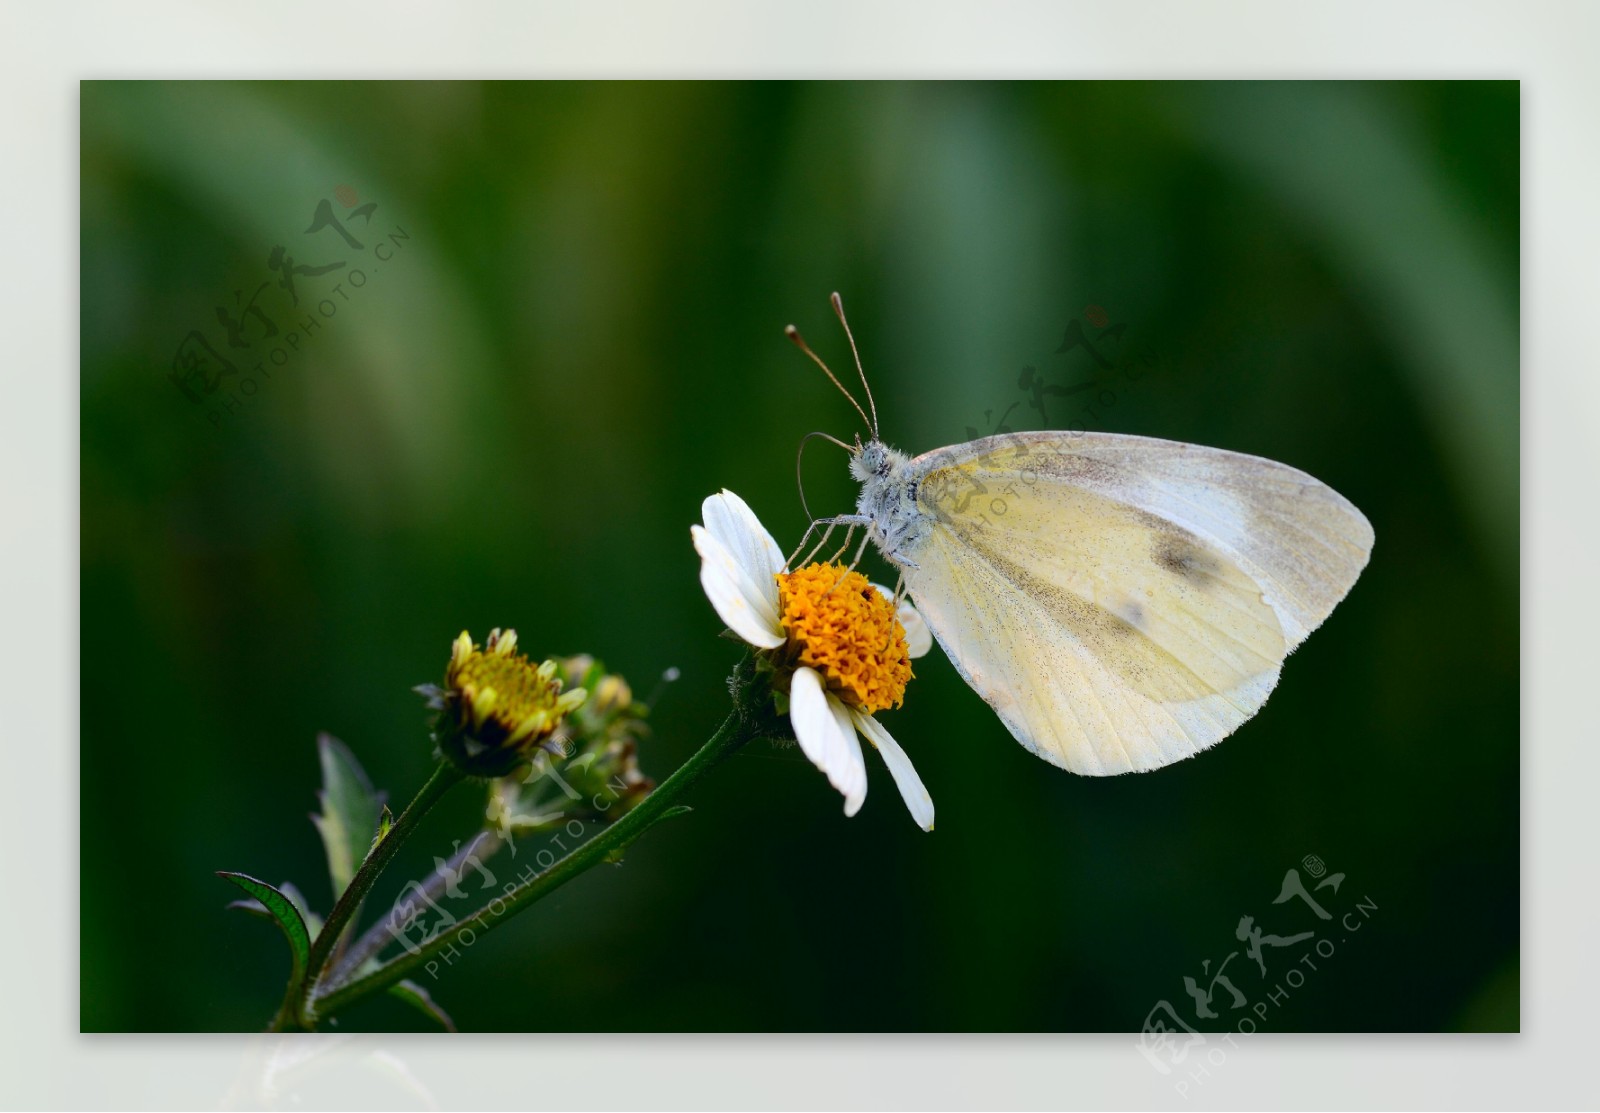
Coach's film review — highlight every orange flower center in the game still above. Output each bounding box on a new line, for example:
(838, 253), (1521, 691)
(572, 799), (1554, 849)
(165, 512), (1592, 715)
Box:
(775, 563), (912, 714)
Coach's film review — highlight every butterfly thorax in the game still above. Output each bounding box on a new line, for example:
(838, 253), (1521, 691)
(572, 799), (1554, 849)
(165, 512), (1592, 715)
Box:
(852, 440), (932, 567)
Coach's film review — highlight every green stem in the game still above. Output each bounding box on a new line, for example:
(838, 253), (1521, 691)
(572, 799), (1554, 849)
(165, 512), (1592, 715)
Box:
(313, 707), (756, 1021)
(289, 758), (465, 1028)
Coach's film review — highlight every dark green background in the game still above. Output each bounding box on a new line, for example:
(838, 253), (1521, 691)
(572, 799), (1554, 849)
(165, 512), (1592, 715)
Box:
(81, 81), (1518, 1033)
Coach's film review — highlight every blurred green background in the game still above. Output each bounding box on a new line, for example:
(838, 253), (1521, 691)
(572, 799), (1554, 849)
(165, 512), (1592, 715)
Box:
(80, 81), (1518, 1033)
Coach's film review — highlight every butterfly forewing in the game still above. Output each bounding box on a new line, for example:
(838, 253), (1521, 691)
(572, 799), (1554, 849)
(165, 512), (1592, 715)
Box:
(901, 431), (1372, 775)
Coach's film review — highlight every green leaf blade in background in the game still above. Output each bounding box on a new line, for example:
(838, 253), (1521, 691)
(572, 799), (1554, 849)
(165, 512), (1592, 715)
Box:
(389, 979), (458, 1032)
(218, 872), (311, 986)
(310, 733), (386, 903)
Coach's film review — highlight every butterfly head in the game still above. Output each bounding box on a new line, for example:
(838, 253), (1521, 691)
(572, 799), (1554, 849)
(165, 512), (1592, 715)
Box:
(850, 439), (893, 483)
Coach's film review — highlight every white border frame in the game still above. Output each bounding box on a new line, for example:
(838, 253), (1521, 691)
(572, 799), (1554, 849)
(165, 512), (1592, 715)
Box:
(10, 1), (1592, 1108)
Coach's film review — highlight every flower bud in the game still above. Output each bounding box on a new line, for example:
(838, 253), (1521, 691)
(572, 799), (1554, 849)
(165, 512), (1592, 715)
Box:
(592, 674), (633, 716)
(418, 628), (587, 778)
(485, 656), (656, 837)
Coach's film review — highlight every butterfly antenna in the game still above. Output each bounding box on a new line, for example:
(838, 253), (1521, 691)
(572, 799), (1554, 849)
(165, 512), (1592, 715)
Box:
(829, 292), (878, 440)
(796, 430), (856, 523)
(785, 323), (872, 435)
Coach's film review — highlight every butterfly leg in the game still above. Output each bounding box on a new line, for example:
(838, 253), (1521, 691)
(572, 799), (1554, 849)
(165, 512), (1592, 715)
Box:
(812, 525), (865, 600)
(825, 524), (857, 566)
(788, 519), (835, 569)
(844, 528), (872, 574)
(789, 514), (872, 569)
(878, 541), (921, 571)
(820, 524), (883, 600)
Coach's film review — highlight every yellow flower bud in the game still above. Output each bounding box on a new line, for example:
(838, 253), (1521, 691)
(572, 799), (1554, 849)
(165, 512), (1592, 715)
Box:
(420, 628), (588, 778)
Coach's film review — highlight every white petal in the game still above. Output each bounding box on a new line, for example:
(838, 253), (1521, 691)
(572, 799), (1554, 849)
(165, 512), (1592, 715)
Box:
(692, 524), (784, 648)
(873, 583), (934, 659)
(897, 601), (933, 659)
(827, 692), (869, 817)
(789, 667), (868, 816)
(852, 710), (934, 832)
(701, 491), (786, 607)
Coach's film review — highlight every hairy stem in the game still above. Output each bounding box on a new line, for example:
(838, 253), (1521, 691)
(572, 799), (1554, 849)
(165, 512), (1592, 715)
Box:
(313, 708), (755, 1021)
(288, 759), (465, 1028)
(328, 828), (507, 986)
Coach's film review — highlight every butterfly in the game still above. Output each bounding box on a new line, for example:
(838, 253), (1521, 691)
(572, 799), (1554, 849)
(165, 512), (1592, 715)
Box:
(785, 294), (1373, 776)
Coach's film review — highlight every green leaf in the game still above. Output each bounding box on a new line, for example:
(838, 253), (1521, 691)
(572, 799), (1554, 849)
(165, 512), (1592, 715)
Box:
(277, 879), (325, 940)
(658, 805), (694, 821)
(219, 872), (311, 985)
(389, 979), (457, 1032)
(228, 879), (324, 948)
(311, 733), (386, 902)
(225, 899), (273, 922)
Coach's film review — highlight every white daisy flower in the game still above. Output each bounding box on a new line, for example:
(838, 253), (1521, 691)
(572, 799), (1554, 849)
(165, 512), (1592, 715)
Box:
(691, 490), (935, 831)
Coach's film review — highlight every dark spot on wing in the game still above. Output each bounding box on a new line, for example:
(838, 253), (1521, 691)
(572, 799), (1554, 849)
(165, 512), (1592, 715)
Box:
(1105, 600), (1142, 639)
(1153, 533), (1221, 588)
(964, 544), (1214, 699)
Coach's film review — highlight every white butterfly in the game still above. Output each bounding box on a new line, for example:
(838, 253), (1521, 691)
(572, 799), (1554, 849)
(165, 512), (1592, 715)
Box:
(785, 294), (1374, 776)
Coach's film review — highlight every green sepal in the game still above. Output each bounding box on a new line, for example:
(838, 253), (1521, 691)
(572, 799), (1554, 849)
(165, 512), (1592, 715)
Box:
(369, 805), (395, 855)
(219, 872), (312, 986)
